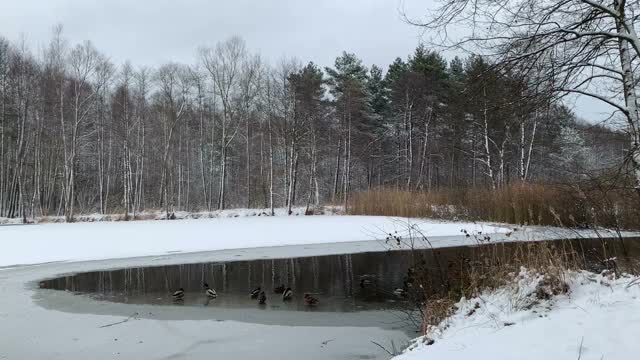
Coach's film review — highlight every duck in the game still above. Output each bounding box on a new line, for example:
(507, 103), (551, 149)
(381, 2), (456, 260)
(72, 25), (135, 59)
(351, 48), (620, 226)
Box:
(393, 288), (406, 297)
(359, 279), (373, 288)
(359, 274), (376, 288)
(403, 268), (415, 288)
(282, 287), (293, 301)
(172, 288), (185, 300)
(203, 283), (217, 299)
(250, 287), (261, 299)
(304, 293), (319, 306)
(258, 291), (267, 305)
(274, 284), (286, 294)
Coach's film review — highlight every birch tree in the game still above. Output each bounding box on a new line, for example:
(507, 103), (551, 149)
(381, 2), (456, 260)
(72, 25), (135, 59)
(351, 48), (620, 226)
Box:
(154, 63), (190, 218)
(0, 38), (9, 217)
(200, 37), (246, 210)
(62, 41), (111, 221)
(112, 62), (137, 219)
(238, 54), (262, 208)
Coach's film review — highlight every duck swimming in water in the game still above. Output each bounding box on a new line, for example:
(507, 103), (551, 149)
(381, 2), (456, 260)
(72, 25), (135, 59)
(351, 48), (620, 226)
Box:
(250, 287), (261, 299)
(359, 274), (377, 288)
(282, 287), (293, 301)
(203, 283), (217, 298)
(258, 291), (267, 305)
(274, 284), (286, 294)
(393, 288), (406, 297)
(172, 288), (185, 301)
(303, 293), (319, 306)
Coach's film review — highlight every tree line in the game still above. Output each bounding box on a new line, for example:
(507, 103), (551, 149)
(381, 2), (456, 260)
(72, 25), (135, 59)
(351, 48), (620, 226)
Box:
(0, 27), (625, 220)
(414, 0), (640, 198)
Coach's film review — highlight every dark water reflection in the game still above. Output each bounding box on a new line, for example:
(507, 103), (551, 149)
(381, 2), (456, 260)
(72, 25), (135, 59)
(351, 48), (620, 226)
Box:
(40, 237), (640, 314)
(40, 250), (419, 312)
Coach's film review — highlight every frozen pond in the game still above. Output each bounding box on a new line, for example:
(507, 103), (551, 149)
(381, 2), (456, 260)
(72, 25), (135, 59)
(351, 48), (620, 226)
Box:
(1, 234), (635, 360)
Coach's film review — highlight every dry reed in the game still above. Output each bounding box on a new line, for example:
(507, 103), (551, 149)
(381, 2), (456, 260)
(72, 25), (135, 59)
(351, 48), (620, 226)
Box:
(348, 183), (640, 230)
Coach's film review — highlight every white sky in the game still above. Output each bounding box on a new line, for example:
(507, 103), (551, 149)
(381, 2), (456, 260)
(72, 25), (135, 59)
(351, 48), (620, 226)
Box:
(0, 0), (606, 123)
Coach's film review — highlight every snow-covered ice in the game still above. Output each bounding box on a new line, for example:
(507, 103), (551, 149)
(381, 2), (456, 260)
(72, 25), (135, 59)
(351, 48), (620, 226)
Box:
(0, 243), (413, 360)
(394, 269), (640, 360)
(0, 215), (511, 267)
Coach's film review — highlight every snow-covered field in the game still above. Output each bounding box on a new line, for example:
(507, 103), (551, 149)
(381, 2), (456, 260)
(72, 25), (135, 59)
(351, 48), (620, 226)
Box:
(0, 215), (512, 267)
(394, 269), (640, 360)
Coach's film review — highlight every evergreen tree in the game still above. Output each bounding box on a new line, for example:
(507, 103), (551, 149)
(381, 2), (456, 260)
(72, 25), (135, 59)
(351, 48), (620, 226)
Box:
(325, 52), (370, 205)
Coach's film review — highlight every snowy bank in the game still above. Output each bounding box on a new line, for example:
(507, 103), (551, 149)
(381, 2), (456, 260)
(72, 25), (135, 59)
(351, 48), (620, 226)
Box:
(394, 269), (640, 360)
(0, 216), (510, 267)
(0, 206), (342, 225)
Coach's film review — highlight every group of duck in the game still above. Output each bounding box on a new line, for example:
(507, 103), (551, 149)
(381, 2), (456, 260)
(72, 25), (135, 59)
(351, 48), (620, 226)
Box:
(171, 283), (319, 306)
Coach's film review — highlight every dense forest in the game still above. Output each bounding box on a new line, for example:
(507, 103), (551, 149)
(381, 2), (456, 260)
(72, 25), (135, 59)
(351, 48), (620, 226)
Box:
(0, 28), (627, 220)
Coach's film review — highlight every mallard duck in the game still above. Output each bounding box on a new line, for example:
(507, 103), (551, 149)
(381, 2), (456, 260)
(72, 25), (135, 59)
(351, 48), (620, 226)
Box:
(393, 288), (406, 297)
(282, 287), (293, 301)
(258, 291), (267, 305)
(172, 288), (185, 300)
(359, 274), (376, 288)
(250, 287), (261, 299)
(303, 293), (318, 306)
(203, 283), (217, 298)
(274, 284), (286, 294)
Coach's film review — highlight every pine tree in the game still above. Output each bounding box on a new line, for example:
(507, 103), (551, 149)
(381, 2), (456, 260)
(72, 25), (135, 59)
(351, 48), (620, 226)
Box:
(325, 52), (370, 207)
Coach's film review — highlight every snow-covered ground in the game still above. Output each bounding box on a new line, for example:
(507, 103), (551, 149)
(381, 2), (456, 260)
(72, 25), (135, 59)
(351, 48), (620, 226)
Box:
(1, 212), (638, 359)
(0, 215), (513, 267)
(394, 269), (640, 360)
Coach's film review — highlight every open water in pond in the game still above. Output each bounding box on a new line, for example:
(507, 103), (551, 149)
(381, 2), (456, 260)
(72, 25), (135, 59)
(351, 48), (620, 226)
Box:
(41, 250), (417, 313)
(39, 237), (640, 331)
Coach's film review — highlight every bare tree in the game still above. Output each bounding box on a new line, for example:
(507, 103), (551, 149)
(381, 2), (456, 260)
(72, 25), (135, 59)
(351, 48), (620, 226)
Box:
(61, 40), (111, 221)
(154, 63), (189, 218)
(201, 37), (247, 210)
(411, 0), (640, 196)
(238, 54), (262, 208)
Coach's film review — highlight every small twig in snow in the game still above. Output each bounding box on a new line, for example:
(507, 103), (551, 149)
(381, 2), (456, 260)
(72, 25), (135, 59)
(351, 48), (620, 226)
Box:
(371, 341), (394, 356)
(320, 339), (334, 347)
(577, 336), (584, 360)
(625, 277), (640, 289)
(99, 312), (139, 328)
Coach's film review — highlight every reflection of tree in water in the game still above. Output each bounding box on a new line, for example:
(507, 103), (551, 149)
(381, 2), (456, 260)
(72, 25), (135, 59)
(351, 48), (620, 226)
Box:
(41, 238), (638, 310)
(42, 251), (419, 303)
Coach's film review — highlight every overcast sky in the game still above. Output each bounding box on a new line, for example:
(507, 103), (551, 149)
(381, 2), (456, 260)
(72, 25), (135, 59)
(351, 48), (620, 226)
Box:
(1, 0), (607, 123)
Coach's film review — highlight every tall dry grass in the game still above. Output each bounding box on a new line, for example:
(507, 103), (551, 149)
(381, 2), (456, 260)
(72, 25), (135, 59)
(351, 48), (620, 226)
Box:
(348, 183), (640, 230)
(410, 237), (637, 335)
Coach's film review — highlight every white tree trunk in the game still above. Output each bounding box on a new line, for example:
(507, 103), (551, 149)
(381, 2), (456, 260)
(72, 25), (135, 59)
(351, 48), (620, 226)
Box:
(482, 87), (496, 190)
(268, 116), (274, 216)
(616, 6), (640, 195)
